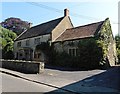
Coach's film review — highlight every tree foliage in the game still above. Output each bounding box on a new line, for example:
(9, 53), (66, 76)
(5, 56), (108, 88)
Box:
(0, 25), (17, 59)
(0, 17), (31, 35)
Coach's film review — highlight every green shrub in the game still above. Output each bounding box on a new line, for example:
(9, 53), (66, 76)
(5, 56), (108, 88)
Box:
(0, 25), (17, 59)
(51, 38), (103, 69)
(115, 35), (120, 64)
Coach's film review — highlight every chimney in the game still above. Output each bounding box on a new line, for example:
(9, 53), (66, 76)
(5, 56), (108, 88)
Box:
(64, 8), (69, 17)
(29, 23), (32, 28)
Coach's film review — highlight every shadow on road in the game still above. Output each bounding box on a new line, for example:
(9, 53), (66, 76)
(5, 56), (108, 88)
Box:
(45, 66), (120, 94)
(45, 65), (105, 71)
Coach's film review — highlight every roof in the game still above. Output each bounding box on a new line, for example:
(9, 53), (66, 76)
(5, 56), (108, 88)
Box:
(15, 17), (64, 41)
(55, 20), (104, 42)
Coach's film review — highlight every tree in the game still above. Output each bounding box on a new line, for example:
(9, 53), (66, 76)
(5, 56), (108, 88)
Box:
(115, 35), (120, 64)
(0, 25), (17, 59)
(0, 17), (32, 35)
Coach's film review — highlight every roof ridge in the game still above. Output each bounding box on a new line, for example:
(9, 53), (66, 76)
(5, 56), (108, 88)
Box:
(55, 19), (105, 42)
(66, 20), (104, 31)
(31, 17), (64, 29)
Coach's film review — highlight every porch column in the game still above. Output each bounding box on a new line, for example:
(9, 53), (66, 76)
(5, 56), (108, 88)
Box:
(32, 48), (35, 60)
(28, 49), (30, 60)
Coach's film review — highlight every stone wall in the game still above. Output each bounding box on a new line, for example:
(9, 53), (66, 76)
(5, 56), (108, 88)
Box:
(52, 16), (73, 42)
(0, 59), (44, 74)
(107, 40), (118, 66)
(54, 40), (79, 53)
(14, 34), (50, 60)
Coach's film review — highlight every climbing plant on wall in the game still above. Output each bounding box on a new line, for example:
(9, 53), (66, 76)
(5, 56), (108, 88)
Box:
(115, 35), (120, 64)
(51, 18), (115, 69)
(76, 38), (103, 68)
(96, 18), (112, 65)
(35, 42), (51, 63)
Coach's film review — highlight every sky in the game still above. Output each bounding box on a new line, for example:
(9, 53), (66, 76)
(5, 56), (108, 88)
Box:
(1, 0), (119, 36)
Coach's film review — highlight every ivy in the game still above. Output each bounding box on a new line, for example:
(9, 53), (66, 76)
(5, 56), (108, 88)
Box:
(77, 38), (103, 67)
(36, 42), (50, 51)
(115, 35), (120, 64)
(97, 19), (112, 60)
(51, 18), (114, 68)
(68, 41), (74, 46)
(35, 42), (51, 62)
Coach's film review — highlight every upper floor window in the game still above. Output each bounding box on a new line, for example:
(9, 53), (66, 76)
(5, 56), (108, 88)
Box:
(34, 38), (40, 45)
(26, 40), (30, 46)
(17, 42), (21, 47)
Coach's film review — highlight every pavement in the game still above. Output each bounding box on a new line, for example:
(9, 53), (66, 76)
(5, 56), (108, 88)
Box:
(0, 67), (120, 93)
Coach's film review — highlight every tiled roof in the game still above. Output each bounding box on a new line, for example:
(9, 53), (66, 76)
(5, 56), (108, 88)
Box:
(15, 17), (64, 41)
(55, 21), (104, 42)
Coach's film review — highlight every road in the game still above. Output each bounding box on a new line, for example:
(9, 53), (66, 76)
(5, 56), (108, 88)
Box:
(1, 73), (71, 93)
(0, 66), (120, 93)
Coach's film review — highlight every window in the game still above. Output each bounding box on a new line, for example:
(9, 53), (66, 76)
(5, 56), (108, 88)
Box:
(38, 53), (41, 58)
(68, 48), (79, 56)
(76, 49), (79, 56)
(20, 53), (22, 56)
(34, 53), (37, 58)
(34, 38), (40, 45)
(34, 52), (41, 58)
(17, 42), (21, 47)
(26, 40), (30, 46)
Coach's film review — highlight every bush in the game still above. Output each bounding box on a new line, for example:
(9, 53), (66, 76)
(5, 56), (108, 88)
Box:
(51, 38), (103, 69)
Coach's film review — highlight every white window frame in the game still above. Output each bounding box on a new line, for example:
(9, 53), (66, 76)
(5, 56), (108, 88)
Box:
(17, 41), (21, 47)
(26, 40), (30, 46)
(68, 48), (79, 57)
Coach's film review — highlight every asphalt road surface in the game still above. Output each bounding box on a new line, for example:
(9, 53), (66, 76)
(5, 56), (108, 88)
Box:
(0, 66), (120, 93)
(1, 73), (72, 93)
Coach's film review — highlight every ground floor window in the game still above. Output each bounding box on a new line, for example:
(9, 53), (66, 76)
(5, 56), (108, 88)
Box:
(68, 48), (79, 56)
(34, 52), (41, 59)
(34, 53), (37, 58)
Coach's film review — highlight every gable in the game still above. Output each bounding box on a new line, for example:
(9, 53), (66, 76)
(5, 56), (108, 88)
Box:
(52, 16), (74, 42)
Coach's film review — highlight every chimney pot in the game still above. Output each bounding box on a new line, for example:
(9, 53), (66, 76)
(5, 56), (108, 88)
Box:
(64, 8), (69, 16)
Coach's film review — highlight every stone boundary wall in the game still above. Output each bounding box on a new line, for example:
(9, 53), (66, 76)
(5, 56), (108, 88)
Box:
(0, 59), (44, 74)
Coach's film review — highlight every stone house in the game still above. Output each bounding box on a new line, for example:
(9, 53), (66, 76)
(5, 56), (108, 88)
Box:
(14, 9), (117, 67)
(14, 9), (73, 61)
(53, 18), (117, 67)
